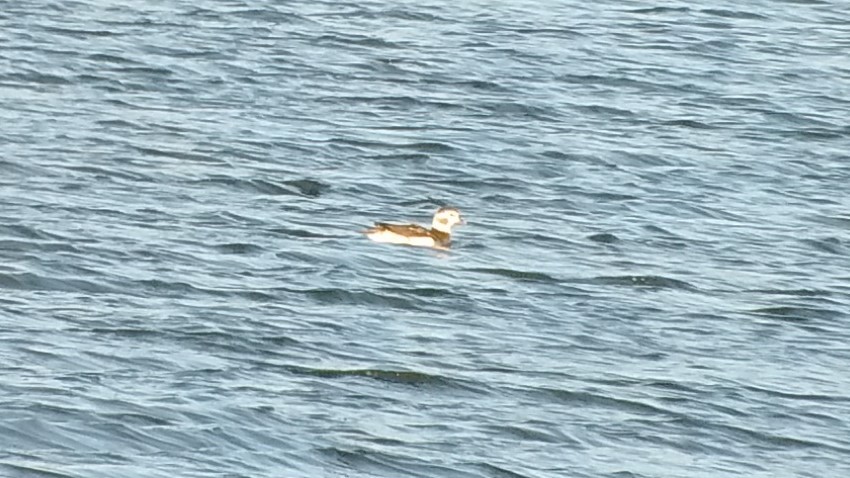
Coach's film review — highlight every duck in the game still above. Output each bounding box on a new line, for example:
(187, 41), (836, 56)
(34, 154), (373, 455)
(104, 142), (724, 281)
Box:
(364, 207), (465, 249)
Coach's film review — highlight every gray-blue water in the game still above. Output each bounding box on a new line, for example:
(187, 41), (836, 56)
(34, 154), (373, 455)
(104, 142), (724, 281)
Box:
(2, 1), (849, 477)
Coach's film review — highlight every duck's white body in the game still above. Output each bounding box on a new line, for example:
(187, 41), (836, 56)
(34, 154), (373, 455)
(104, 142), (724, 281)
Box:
(366, 229), (440, 247)
(364, 207), (464, 249)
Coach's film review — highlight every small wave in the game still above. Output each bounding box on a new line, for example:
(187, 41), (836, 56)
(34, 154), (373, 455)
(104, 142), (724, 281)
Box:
(282, 179), (328, 197)
(628, 6), (690, 14)
(512, 27), (584, 38)
(536, 387), (668, 416)
(451, 79), (509, 92)
(237, 290), (279, 302)
(791, 128), (849, 140)
(643, 380), (700, 394)
(588, 275), (695, 290)
(271, 227), (333, 238)
(663, 119), (715, 129)
(475, 463), (533, 478)
(133, 146), (218, 163)
(468, 268), (560, 283)
(166, 329), (296, 354)
(365, 153), (431, 164)
(302, 288), (421, 309)
(0, 224), (65, 241)
(212, 243), (265, 254)
(344, 7), (448, 22)
(247, 179), (295, 196)
(0, 272), (114, 294)
(313, 34), (403, 49)
(750, 288), (830, 297)
(673, 415), (847, 453)
(87, 53), (138, 64)
(540, 150), (610, 167)
(319, 446), (466, 478)
(376, 287), (460, 298)
(42, 25), (118, 37)
(66, 164), (153, 182)
(402, 141), (456, 153)
(0, 463), (76, 478)
(742, 384), (849, 403)
(748, 306), (839, 321)
(325, 137), (456, 153)
(481, 424), (561, 444)
(642, 224), (678, 236)
(483, 102), (562, 122)
(808, 214), (850, 228)
(587, 233), (620, 244)
(197, 177), (328, 197)
(100, 412), (173, 427)
(571, 103), (635, 118)
(700, 8), (768, 20)
(558, 73), (683, 94)
(801, 237), (845, 255)
(225, 8), (309, 23)
(87, 327), (162, 340)
(4, 71), (71, 86)
(134, 279), (203, 297)
(112, 66), (173, 76)
(129, 279), (280, 302)
(287, 366), (471, 390)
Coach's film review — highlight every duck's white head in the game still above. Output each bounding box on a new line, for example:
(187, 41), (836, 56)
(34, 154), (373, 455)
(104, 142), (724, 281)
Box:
(432, 207), (464, 233)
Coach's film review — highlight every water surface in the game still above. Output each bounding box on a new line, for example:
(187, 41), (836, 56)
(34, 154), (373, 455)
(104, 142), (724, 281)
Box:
(2, 1), (849, 477)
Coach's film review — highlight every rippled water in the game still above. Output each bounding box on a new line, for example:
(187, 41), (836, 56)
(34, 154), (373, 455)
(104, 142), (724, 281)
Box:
(2, 1), (850, 477)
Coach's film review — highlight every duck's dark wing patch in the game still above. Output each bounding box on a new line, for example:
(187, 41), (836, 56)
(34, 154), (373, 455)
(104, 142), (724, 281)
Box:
(371, 223), (430, 236)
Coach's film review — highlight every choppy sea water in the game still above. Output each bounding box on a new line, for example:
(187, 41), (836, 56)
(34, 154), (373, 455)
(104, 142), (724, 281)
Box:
(2, 0), (849, 476)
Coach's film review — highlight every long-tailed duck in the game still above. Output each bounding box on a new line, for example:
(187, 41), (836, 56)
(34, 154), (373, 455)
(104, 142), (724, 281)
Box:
(364, 207), (465, 249)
